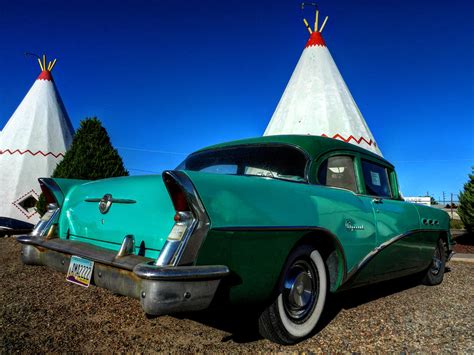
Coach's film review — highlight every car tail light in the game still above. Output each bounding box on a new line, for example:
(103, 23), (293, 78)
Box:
(163, 174), (190, 212)
(40, 180), (58, 205)
(157, 173), (198, 266)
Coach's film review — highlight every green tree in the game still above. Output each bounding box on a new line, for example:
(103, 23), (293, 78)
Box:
(36, 117), (128, 215)
(458, 167), (474, 233)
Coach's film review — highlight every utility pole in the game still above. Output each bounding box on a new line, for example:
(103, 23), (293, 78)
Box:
(450, 193), (454, 219)
(442, 191), (446, 206)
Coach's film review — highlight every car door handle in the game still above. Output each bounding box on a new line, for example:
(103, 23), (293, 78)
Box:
(372, 197), (383, 204)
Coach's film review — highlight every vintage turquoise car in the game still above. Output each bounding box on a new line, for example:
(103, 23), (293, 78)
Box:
(18, 135), (453, 344)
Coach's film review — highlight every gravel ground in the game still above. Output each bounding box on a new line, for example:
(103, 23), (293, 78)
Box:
(1, 237), (473, 352)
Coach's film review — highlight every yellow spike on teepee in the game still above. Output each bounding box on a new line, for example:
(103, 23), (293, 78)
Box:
(49, 58), (57, 71)
(314, 9), (319, 32)
(303, 18), (313, 34)
(320, 16), (329, 33)
(37, 58), (44, 71)
(42, 55), (46, 72)
(47, 61), (52, 71)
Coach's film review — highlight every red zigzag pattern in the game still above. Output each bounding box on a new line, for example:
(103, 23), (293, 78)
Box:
(0, 148), (64, 158)
(321, 134), (377, 147)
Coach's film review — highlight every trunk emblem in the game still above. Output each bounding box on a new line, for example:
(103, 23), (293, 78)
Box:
(99, 194), (113, 214)
(84, 196), (136, 214)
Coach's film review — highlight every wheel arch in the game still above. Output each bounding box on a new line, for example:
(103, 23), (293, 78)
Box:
(293, 229), (347, 292)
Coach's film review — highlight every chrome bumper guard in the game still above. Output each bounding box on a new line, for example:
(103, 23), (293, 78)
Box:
(17, 235), (229, 315)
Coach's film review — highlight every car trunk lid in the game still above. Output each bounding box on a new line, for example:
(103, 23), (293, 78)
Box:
(57, 175), (175, 259)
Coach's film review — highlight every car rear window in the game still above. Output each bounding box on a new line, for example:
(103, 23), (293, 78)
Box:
(177, 145), (308, 182)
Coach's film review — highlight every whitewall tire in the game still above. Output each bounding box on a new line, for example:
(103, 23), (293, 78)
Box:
(258, 245), (328, 344)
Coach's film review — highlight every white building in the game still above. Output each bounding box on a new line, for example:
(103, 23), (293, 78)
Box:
(404, 196), (432, 206)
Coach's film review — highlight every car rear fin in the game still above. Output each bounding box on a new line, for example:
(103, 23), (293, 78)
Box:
(158, 171), (210, 266)
(38, 178), (64, 206)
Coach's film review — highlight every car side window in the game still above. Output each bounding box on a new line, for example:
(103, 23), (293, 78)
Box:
(361, 160), (392, 198)
(318, 156), (357, 192)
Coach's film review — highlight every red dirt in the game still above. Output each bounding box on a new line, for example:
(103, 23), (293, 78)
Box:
(453, 232), (474, 254)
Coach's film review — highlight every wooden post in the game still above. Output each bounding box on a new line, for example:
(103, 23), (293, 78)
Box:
(315, 9), (319, 32)
(320, 16), (329, 33)
(303, 18), (313, 34)
(37, 58), (43, 71)
(49, 59), (57, 71)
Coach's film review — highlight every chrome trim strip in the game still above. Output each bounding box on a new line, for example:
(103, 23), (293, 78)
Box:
(84, 198), (136, 204)
(213, 226), (339, 232)
(134, 262), (229, 281)
(343, 228), (443, 284)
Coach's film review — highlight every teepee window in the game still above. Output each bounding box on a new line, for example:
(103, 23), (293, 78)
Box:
(18, 194), (38, 213)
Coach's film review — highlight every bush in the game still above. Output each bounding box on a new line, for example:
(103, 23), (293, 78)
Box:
(36, 117), (128, 215)
(450, 219), (464, 230)
(458, 167), (474, 233)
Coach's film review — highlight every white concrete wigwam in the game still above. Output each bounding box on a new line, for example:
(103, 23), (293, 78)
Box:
(0, 55), (74, 228)
(264, 6), (382, 156)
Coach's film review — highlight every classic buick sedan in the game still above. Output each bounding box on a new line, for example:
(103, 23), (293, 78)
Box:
(18, 135), (453, 344)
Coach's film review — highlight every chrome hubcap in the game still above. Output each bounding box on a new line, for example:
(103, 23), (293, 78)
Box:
(283, 260), (318, 322)
(431, 247), (442, 275)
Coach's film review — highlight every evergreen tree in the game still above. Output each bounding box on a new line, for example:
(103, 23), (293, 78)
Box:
(458, 167), (474, 233)
(36, 117), (128, 215)
(52, 117), (128, 179)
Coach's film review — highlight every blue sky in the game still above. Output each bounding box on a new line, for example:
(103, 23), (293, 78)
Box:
(0, 0), (472, 201)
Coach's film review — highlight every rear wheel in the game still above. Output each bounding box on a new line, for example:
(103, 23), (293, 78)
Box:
(258, 245), (327, 344)
(422, 238), (446, 286)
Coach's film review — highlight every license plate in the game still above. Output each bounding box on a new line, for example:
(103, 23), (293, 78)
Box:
(66, 256), (94, 287)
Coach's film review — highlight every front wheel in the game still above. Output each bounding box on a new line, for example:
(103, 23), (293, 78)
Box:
(421, 238), (447, 286)
(258, 245), (327, 344)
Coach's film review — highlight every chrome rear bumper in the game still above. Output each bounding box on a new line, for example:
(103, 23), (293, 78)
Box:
(17, 235), (229, 315)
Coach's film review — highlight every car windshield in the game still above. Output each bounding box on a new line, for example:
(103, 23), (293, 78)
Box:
(177, 145), (308, 182)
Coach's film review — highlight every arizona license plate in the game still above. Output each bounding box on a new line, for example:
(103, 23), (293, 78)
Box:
(66, 256), (94, 287)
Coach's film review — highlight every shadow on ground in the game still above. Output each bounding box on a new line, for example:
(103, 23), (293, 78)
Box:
(454, 232), (474, 246)
(176, 273), (432, 344)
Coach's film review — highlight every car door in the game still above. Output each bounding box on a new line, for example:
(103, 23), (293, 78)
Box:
(358, 158), (422, 279)
(315, 153), (377, 286)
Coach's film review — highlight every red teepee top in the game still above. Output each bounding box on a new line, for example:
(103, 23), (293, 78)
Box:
(305, 32), (326, 48)
(37, 70), (53, 81)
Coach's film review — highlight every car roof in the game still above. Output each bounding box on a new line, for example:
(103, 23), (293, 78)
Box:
(197, 135), (393, 168)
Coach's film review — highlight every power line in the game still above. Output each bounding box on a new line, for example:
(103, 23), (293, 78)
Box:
(117, 146), (187, 156)
(128, 168), (161, 174)
(118, 145), (472, 165)
(393, 158), (472, 163)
